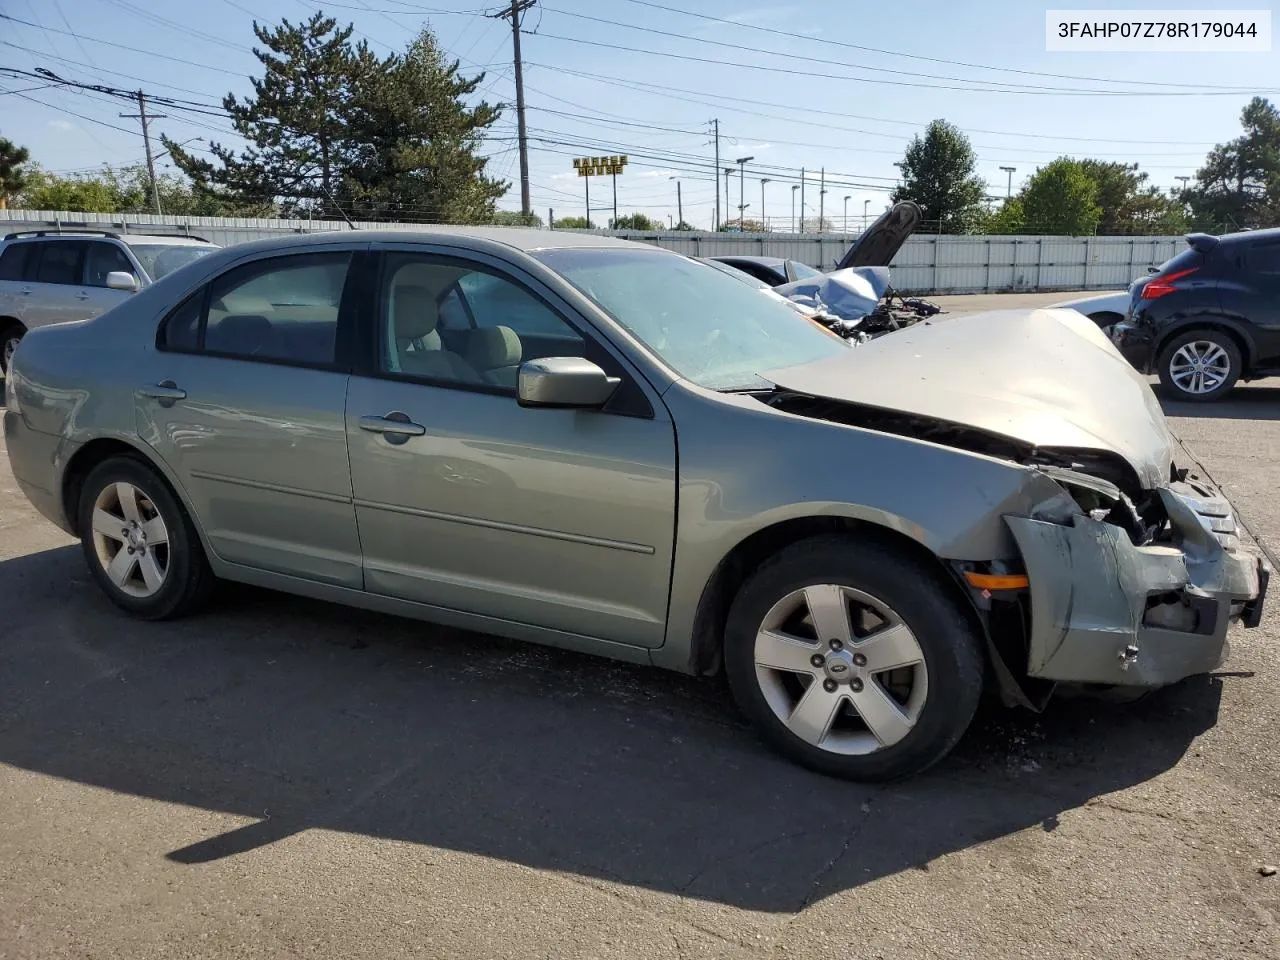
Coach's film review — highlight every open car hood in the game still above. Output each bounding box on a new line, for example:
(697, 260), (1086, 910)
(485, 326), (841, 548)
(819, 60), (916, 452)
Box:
(834, 200), (921, 270)
(773, 266), (890, 321)
(762, 307), (1175, 491)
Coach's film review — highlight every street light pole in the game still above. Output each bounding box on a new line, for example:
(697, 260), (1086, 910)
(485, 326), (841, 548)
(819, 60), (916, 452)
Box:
(843, 195), (851, 236)
(670, 176), (682, 227)
(791, 185), (799, 233)
(760, 178), (770, 231)
(735, 156), (754, 227)
(999, 165), (1017, 198)
(863, 199), (870, 232)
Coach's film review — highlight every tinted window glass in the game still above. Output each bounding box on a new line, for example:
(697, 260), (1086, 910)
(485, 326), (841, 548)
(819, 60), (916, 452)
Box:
(202, 253), (350, 365)
(1247, 242), (1280, 275)
(160, 291), (202, 351)
(0, 243), (33, 281)
(34, 241), (87, 285)
(1154, 248), (1202, 275)
(787, 260), (824, 280)
(85, 242), (136, 287)
(129, 243), (216, 280)
(379, 253), (584, 389)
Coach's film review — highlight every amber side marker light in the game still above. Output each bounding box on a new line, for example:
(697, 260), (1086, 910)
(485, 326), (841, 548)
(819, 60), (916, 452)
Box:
(963, 572), (1030, 591)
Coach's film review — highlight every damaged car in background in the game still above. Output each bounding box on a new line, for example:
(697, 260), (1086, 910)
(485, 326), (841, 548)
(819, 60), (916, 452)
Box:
(711, 201), (941, 342)
(3, 230), (1267, 782)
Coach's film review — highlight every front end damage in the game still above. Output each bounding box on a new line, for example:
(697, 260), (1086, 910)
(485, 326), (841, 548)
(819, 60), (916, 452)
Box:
(991, 467), (1267, 703)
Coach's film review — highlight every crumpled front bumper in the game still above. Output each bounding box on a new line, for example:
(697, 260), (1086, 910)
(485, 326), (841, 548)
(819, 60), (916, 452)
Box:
(1006, 480), (1268, 688)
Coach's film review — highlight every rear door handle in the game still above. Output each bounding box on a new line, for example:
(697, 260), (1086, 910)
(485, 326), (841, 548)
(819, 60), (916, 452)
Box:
(359, 412), (426, 439)
(138, 380), (187, 405)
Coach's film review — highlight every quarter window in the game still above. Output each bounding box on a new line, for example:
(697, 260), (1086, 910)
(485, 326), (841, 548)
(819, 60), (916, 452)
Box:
(0, 243), (34, 281)
(158, 252), (351, 367)
(379, 253), (584, 390)
(34, 241), (87, 285)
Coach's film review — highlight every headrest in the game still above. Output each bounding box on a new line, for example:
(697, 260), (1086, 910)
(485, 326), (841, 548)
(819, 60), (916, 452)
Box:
(207, 314), (272, 354)
(466, 326), (522, 369)
(391, 284), (439, 340)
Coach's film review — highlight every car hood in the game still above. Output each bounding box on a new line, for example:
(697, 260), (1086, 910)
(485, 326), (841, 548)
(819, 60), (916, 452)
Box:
(773, 267), (890, 321)
(834, 200), (921, 270)
(762, 307), (1174, 490)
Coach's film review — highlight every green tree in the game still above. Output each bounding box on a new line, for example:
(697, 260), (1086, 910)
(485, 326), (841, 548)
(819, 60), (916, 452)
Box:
(489, 210), (543, 227)
(165, 13), (379, 215)
(672, 220), (695, 231)
(0, 136), (30, 209)
(1078, 159), (1188, 234)
(890, 119), (986, 234)
(1019, 157), (1102, 235)
(16, 166), (118, 212)
(553, 216), (594, 229)
(983, 197), (1026, 234)
(1184, 96), (1280, 232)
(341, 28), (506, 223)
(610, 213), (659, 230)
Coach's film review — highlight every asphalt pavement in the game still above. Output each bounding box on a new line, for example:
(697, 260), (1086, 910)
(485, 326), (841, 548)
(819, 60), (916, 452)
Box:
(1, 294), (1277, 959)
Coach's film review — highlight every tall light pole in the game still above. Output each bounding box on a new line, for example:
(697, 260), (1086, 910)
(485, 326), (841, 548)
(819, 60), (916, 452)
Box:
(723, 168), (733, 227)
(670, 176), (682, 227)
(863, 199), (870, 232)
(735, 156), (754, 226)
(799, 167), (806, 234)
(999, 165), (1017, 198)
(1174, 175), (1190, 193)
(843, 195), (851, 236)
(760, 177), (770, 231)
(791, 184), (799, 233)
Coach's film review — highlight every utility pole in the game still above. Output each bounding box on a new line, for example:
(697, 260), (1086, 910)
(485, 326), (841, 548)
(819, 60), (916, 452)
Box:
(735, 156), (753, 226)
(799, 168), (805, 234)
(723, 168), (733, 227)
(119, 90), (166, 215)
(611, 167), (618, 226)
(863, 199), (870, 232)
(711, 119), (721, 231)
(670, 176), (682, 227)
(791, 185), (799, 233)
(843, 195), (851, 236)
(999, 165), (1016, 198)
(584, 174), (590, 225)
(819, 168), (826, 232)
(760, 178), (770, 231)
(494, 0), (536, 217)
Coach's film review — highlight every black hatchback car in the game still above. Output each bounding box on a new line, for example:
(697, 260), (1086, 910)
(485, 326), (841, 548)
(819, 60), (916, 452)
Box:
(1112, 228), (1280, 402)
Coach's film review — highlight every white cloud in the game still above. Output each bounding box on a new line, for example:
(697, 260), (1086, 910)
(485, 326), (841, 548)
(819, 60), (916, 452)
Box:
(549, 171), (578, 181)
(48, 120), (74, 131)
(639, 169), (679, 179)
(740, 143), (773, 151)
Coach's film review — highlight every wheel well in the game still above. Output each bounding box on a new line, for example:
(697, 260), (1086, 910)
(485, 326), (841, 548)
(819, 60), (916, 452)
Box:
(687, 516), (973, 676)
(61, 438), (153, 536)
(1087, 310), (1124, 326)
(1155, 323), (1253, 371)
(0, 315), (25, 337)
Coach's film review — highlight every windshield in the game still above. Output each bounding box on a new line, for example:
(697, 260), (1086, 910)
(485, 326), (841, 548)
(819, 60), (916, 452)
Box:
(535, 247), (850, 390)
(787, 260), (824, 280)
(128, 243), (217, 280)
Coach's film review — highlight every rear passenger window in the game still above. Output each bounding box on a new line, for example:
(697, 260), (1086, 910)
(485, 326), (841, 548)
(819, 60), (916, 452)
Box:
(1248, 243), (1280, 275)
(157, 253), (351, 367)
(34, 241), (87, 285)
(0, 243), (33, 281)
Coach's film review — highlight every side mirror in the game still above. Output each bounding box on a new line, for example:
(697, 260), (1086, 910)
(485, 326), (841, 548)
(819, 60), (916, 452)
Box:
(517, 357), (620, 409)
(106, 271), (140, 292)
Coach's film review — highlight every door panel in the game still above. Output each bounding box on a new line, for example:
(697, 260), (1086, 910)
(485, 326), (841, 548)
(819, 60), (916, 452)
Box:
(25, 241), (95, 328)
(135, 251), (362, 587)
(1239, 241), (1280, 365)
(346, 376), (677, 646)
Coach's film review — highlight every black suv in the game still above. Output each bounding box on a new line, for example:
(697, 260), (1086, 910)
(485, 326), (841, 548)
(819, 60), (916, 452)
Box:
(1112, 228), (1280, 402)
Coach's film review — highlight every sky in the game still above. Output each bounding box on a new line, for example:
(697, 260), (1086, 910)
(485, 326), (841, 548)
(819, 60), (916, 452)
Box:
(2, 0), (1278, 230)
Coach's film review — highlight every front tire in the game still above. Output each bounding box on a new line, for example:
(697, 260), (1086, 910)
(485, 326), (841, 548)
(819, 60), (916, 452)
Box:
(0, 324), (23, 375)
(1157, 329), (1241, 402)
(723, 535), (985, 782)
(77, 455), (215, 620)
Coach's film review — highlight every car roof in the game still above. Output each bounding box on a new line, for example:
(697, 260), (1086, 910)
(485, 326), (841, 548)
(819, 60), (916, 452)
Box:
(196, 227), (652, 259)
(1, 232), (217, 246)
(1220, 226), (1280, 247)
(119, 234), (218, 247)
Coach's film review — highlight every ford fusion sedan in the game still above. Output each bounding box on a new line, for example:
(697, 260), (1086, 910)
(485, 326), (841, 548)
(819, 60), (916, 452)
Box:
(3, 228), (1267, 781)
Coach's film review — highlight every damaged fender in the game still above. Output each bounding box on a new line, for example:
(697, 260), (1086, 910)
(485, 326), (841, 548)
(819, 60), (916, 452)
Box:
(1006, 485), (1266, 687)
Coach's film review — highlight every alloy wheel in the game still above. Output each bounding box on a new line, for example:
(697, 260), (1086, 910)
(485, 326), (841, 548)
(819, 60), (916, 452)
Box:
(2, 334), (18, 372)
(753, 584), (928, 755)
(90, 481), (170, 598)
(1169, 340), (1232, 395)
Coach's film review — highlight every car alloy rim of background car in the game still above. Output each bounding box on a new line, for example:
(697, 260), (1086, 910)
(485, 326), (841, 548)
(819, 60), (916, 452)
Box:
(753, 584), (929, 756)
(91, 481), (171, 598)
(2, 335), (17, 371)
(1170, 340), (1232, 395)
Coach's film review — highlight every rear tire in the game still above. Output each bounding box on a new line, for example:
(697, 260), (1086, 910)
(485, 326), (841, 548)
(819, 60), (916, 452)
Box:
(0, 324), (23, 375)
(723, 535), (985, 782)
(1157, 329), (1241, 402)
(77, 455), (215, 620)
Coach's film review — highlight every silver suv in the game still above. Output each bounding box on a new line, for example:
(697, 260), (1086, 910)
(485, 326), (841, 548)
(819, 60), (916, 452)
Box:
(0, 229), (220, 374)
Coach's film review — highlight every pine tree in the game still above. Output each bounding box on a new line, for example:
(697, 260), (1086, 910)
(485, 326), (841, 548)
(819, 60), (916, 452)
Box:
(1185, 97), (1280, 231)
(0, 137), (30, 209)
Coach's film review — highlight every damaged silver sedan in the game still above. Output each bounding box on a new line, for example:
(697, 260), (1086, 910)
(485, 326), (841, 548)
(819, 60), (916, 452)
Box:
(3, 231), (1267, 781)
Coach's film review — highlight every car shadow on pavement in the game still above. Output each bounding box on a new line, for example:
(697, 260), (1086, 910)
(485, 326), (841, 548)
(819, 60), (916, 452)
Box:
(1160, 384), (1280, 421)
(0, 545), (1224, 915)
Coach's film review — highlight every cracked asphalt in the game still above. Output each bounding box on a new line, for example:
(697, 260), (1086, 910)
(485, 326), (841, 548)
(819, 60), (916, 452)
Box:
(2, 292), (1278, 959)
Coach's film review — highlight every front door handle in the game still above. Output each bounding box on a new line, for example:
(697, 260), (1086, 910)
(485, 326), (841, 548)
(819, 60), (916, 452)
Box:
(138, 380), (187, 405)
(359, 412), (426, 439)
